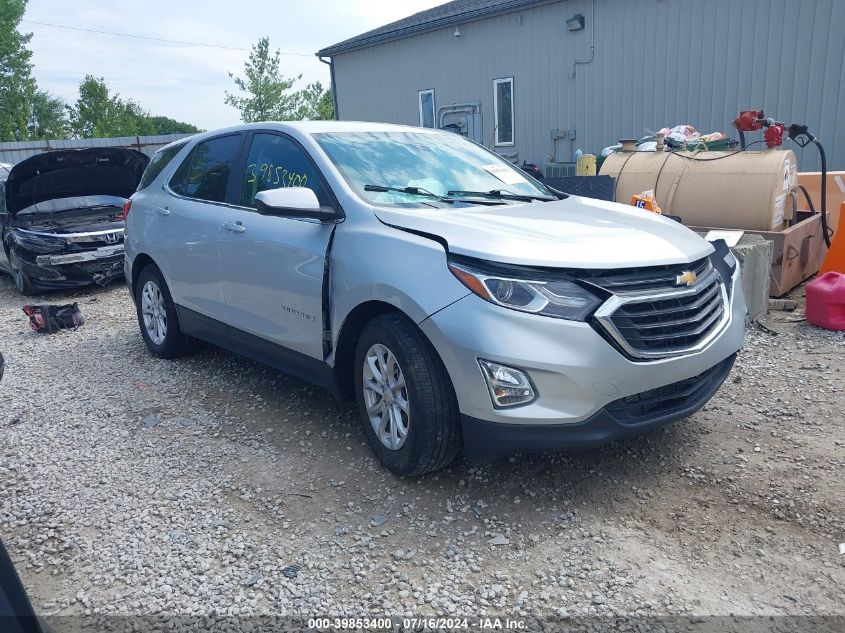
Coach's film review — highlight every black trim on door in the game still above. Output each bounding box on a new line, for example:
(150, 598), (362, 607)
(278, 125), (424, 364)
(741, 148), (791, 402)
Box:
(176, 305), (341, 397)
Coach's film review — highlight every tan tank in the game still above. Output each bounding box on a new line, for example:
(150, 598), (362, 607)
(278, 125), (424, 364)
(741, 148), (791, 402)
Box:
(600, 148), (798, 231)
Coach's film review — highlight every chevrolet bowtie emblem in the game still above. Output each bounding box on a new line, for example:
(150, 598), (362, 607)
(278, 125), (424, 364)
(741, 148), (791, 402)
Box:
(675, 270), (697, 287)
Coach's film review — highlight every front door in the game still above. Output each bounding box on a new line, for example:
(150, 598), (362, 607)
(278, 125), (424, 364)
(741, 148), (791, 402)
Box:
(218, 132), (337, 360)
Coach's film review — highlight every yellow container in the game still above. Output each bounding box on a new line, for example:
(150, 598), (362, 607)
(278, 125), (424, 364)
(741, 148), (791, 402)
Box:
(576, 154), (597, 176)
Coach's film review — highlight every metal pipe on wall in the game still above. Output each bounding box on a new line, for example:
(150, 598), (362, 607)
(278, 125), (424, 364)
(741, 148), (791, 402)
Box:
(570, 0), (595, 79)
(437, 103), (480, 128)
(318, 56), (339, 120)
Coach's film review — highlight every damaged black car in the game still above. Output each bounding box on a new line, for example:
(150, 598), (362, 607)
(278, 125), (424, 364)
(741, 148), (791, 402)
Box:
(0, 147), (149, 294)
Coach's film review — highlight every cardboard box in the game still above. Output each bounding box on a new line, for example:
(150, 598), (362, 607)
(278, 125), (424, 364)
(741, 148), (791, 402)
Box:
(691, 208), (839, 297)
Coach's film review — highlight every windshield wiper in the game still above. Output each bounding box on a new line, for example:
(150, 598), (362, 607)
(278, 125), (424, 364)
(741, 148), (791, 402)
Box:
(446, 189), (556, 202)
(364, 184), (456, 204)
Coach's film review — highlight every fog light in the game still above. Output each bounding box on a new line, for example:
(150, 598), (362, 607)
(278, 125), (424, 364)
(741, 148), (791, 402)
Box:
(478, 359), (536, 408)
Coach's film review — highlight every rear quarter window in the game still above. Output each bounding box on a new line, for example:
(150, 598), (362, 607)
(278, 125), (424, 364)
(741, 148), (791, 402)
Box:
(137, 141), (188, 191)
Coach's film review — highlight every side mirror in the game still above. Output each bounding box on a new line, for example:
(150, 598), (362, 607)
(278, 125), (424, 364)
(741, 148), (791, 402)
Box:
(254, 187), (335, 221)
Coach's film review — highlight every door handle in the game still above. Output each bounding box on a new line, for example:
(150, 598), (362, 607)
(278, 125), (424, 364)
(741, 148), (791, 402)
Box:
(155, 207), (170, 216)
(223, 221), (246, 233)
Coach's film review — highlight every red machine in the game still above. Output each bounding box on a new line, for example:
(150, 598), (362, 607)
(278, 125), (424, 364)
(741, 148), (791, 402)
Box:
(733, 110), (785, 149)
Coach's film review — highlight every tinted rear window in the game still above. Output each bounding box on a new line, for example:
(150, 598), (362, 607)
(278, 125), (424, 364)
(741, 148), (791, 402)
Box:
(169, 135), (242, 203)
(138, 141), (188, 191)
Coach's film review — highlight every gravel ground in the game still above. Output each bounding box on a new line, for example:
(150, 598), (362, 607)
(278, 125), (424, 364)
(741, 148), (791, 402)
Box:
(1, 274), (843, 627)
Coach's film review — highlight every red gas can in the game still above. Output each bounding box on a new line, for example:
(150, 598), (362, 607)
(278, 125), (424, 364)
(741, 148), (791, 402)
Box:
(806, 272), (845, 331)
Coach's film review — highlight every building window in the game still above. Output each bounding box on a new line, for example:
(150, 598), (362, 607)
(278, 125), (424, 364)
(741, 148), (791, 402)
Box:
(418, 89), (435, 128)
(493, 77), (514, 146)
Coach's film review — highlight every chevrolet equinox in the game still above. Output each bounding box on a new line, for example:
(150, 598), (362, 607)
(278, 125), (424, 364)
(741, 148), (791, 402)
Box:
(125, 122), (746, 475)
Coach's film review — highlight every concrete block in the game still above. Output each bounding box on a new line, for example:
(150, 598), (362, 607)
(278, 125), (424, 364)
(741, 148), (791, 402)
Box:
(731, 234), (774, 322)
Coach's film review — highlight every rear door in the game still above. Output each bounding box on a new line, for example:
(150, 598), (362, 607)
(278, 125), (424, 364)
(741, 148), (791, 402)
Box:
(218, 131), (339, 360)
(152, 133), (244, 317)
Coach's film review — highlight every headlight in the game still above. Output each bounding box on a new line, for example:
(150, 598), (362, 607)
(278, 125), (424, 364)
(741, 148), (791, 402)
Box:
(448, 260), (603, 321)
(11, 230), (67, 254)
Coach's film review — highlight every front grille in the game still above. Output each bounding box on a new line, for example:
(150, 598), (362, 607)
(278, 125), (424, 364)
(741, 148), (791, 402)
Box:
(594, 268), (728, 360)
(66, 231), (124, 249)
(606, 355), (735, 424)
(583, 257), (712, 293)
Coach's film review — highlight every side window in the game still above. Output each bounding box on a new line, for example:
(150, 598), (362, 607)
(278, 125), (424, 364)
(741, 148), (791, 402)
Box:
(418, 89), (435, 128)
(239, 133), (329, 209)
(493, 77), (514, 146)
(0, 183), (6, 217)
(138, 140), (188, 190)
(169, 135), (242, 203)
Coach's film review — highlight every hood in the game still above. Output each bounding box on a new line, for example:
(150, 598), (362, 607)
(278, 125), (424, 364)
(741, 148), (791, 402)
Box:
(374, 196), (714, 269)
(5, 147), (149, 215)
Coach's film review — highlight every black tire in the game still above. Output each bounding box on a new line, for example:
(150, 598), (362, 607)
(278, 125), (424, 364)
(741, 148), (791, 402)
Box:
(353, 314), (462, 476)
(134, 264), (196, 359)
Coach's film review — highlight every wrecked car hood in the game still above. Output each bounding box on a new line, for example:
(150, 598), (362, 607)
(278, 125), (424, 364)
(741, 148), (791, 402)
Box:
(13, 197), (125, 233)
(373, 195), (714, 269)
(5, 147), (149, 215)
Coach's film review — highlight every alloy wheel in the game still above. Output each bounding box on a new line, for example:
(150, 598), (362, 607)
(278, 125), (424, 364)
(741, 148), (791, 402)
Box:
(362, 343), (410, 451)
(141, 280), (167, 345)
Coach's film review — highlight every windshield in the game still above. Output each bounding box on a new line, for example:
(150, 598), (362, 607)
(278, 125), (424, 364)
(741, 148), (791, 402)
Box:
(314, 131), (552, 208)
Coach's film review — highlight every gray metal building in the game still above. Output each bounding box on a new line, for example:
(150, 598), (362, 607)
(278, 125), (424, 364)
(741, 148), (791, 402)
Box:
(317, 0), (845, 172)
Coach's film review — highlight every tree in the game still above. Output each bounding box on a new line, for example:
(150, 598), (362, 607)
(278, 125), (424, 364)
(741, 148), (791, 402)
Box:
(289, 81), (334, 121)
(2, 7), (203, 142)
(225, 36), (334, 122)
(28, 90), (68, 139)
(66, 76), (202, 138)
(67, 75), (136, 138)
(225, 36), (300, 122)
(0, 0), (37, 141)
(317, 89), (334, 121)
(144, 115), (202, 135)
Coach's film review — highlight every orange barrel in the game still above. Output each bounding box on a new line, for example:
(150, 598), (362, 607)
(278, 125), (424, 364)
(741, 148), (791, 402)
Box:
(819, 202), (845, 275)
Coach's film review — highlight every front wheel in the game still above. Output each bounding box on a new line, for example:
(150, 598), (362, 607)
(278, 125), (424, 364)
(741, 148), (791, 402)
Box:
(134, 265), (196, 358)
(353, 314), (462, 476)
(9, 259), (36, 296)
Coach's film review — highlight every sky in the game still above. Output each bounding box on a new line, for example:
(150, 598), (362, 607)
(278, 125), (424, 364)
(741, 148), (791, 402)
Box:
(22, 0), (445, 131)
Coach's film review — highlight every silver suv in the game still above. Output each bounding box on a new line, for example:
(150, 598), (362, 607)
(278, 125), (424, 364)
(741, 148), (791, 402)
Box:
(125, 122), (746, 475)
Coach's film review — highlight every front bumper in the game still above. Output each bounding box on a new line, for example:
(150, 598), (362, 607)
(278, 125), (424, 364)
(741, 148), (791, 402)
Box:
(11, 247), (125, 290)
(462, 353), (735, 459)
(35, 244), (124, 266)
(420, 268), (746, 454)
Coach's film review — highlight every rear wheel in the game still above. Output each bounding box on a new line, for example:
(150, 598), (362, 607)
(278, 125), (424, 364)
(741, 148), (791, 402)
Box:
(353, 314), (461, 476)
(134, 265), (195, 358)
